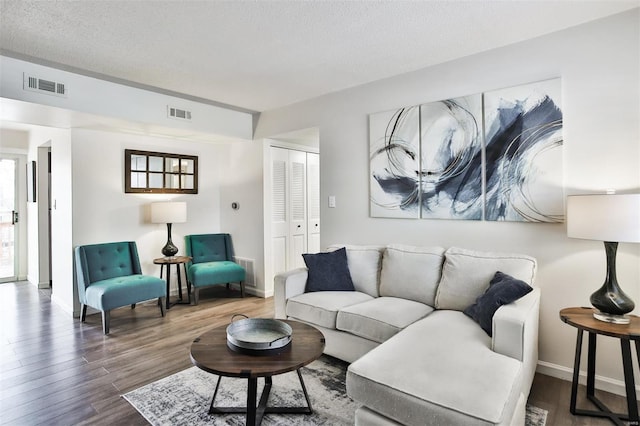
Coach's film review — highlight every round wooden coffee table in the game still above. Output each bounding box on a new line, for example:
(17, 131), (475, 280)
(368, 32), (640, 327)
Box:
(190, 319), (325, 426)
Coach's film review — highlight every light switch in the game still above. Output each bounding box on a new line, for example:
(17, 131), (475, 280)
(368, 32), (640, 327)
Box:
(328, 196), (336, 208)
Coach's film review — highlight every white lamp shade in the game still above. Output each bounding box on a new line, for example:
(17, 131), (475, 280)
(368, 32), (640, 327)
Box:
(151, 201), (187, 224)
(567, 194), (640, 243)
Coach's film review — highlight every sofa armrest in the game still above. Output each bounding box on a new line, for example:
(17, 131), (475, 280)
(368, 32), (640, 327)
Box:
(492, 287), (540, 394)
(492, 287), (540, 361)
(274, 268), (308, 319)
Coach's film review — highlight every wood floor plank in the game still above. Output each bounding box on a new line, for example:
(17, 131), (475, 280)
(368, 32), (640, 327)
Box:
(0, 281), (635, 426)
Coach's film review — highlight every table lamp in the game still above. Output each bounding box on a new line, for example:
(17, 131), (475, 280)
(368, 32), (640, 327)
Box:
(151, 201), (187, 258)
(566, 194), (640, 324)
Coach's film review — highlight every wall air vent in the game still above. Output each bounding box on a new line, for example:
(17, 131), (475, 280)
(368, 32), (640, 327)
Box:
(167, 106), (192, 121)
(23, 73), (67, 97)
(235, 257), (255, 287)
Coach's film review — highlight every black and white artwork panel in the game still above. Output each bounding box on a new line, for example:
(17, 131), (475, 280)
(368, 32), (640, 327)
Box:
(419, 95), (483, 220)
(369, 106), (421, 218)
(483, 78), (564, 222)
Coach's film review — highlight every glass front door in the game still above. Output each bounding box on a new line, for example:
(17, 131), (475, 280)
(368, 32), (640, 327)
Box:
(0, 157), (18, 282)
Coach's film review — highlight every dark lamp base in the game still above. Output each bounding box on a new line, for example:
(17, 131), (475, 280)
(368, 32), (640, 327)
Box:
(161, 243), (178, 257)
(161, 222), (179, 257)
(589, 241), (635, 323)
(593, 311), (631, 324)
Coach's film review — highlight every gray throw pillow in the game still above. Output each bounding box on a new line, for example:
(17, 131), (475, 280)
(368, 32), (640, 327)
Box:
(303, 247), (355, 292)
(463, 271), (533, 336)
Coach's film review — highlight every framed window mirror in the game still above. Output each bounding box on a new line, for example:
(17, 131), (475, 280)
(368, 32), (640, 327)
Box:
(125, 149), (198, 194)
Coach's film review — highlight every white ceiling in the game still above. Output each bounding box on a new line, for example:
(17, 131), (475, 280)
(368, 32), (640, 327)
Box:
(0, 1), (638, 113)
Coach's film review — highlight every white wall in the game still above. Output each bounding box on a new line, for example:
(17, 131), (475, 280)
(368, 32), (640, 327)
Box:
(23, 125), (69, 290)
(68, 129), (229, 315)
(36, 145), (49, 287)
(219, 140), (266, 295)
(255, 10), (640, 395)
(50, 128), (73, 312)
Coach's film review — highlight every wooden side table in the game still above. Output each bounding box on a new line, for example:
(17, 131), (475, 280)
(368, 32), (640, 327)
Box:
(153, 256), (192, 309)
(560, 307), (640, 426)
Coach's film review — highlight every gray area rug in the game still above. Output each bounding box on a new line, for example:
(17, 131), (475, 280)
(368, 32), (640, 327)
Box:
(124, 355), (547, 425)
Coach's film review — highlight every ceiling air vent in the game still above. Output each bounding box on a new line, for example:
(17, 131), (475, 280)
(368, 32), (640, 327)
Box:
(23, 73), (67, 97)
(167, 106), (192, 121)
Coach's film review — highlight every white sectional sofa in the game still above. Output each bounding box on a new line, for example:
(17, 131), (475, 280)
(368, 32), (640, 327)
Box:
(274, 244), (540, 426)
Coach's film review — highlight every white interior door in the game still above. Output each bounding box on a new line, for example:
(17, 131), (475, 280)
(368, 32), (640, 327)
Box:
(270, 147), (319, 277)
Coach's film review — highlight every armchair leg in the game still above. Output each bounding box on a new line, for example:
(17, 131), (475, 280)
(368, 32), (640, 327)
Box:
(194, 288), (200, 305)
(102, 310), (110, 335)
(240, 281), (245, 298)
(159, 297), (166, 317)
(81, 304), (87, 322)
(131, 303), (136, 309)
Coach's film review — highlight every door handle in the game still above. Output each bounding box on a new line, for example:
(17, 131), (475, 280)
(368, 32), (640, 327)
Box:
(12, 210), (18, 224)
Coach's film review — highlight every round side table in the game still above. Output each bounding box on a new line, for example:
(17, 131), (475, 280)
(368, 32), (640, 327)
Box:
(153, 256), (192, 309)
(560, 307), (640, 426)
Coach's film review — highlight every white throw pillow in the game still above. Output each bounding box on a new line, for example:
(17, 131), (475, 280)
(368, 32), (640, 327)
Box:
(435, 247), (537, 311)
(379, 244), (445, 306)
(327, 244), (385, 297)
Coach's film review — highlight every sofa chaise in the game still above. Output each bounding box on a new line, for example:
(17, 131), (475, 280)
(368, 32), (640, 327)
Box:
(274, 244), (539, 426)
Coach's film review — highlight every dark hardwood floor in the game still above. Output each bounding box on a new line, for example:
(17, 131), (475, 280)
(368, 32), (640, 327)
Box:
(0, 281), (633, 425)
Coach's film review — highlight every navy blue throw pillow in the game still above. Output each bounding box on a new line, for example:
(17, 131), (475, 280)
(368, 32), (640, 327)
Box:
(464, 271), (533, 336)
(302, 248), (355, 292)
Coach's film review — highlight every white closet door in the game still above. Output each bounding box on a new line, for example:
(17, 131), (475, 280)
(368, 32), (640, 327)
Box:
(307, 153), (320, 253)
(289, 150), (307, 269)
(271, 147), (289, 276)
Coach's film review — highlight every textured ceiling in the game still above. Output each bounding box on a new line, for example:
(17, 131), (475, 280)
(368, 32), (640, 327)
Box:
(0, 1), (638, 112)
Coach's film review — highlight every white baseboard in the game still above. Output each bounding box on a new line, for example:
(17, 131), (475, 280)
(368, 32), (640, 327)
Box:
(537, 360), (640, 399)
(50, 292), (75, 316)
(243, 285), (272, 298)
(168, 284), (272, 299)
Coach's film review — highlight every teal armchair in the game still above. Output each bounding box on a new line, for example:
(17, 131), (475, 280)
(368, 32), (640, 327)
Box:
(74, 241), (166, 334)
(184, 233), (246, 304)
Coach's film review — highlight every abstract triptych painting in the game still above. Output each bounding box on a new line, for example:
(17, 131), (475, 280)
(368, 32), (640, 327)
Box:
(369, 79), (563, 222)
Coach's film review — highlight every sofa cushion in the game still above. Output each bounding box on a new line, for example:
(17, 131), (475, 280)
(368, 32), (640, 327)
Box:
(347, 310), (523, 426)
(286, 291), (374, 329)
(327, 244), (385, 297)
(337, 297), (434, 343)
(379, 245), (445, 306)
(464, 271), (534, 336)
(435, 247), (537, 311)
(303, 248), (355, 292)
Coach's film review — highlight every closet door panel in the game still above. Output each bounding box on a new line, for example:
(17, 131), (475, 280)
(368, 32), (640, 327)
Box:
(307, 153), (320, 253)
(289, 150), (307, 268)
(271, 147), (289, 275)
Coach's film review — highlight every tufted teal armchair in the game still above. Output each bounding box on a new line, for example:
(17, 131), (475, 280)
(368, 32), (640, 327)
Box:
(74, 241), (166, 334)
(184, 233), (246, 304)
